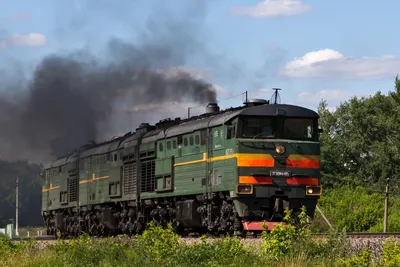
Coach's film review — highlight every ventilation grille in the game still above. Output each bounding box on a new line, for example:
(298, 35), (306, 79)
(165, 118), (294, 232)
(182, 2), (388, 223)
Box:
(123, 163), (137, 195)
(141, 160), (155, 193)
(68, 176), (78, 202)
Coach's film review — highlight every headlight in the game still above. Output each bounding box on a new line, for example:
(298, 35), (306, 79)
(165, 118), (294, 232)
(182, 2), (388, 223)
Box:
(306, 186), (322, 196)
(276, 144), (285, 154)
(236, 185), (253, 194)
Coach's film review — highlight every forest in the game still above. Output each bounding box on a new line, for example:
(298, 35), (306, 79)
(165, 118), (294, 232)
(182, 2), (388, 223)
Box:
(1, 76), (400, 231)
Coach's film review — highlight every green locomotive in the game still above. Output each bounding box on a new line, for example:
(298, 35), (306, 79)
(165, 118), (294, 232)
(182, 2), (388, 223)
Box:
(41, 96), (322, 237)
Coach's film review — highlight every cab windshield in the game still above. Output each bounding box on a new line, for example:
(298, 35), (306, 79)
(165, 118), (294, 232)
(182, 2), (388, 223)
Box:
(238, 116), (317, 141)
(283, 118), (314, 140)
(239, 117), (275, 138)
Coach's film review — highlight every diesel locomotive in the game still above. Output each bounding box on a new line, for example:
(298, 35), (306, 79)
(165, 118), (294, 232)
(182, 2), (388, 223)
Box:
(41, 95), (322, 237)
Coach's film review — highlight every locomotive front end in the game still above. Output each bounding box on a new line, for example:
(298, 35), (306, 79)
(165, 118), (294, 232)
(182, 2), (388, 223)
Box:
(231, 106), (322, 232)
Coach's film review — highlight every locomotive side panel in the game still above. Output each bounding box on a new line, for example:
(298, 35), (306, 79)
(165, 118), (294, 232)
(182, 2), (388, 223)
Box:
(78, 157), (91, 207)
(208, 125), (238, 191)
(105, 150), (123, 200)
(154, 151), (174, 193)
(43, 167), (63, 211)
(41, 170), (49, 213)
(88, 153), (111, 205)
(172, 131), (208, 196)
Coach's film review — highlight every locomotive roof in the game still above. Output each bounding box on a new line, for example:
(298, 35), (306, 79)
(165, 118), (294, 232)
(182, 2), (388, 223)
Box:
(79, 137), (125, 158)
(143, 103), (318, 141)
(45, 102), (318, 169)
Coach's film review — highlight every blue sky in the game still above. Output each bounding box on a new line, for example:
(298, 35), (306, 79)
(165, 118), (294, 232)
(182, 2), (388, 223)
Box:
(1, 0), (400, 115)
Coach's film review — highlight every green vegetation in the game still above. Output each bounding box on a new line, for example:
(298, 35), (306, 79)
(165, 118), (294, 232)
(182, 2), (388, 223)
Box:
(311, 185), (400, 233)
(318, 76), (400, 191)
(310, 76), (400, 233)
(0, 210), (399, 267)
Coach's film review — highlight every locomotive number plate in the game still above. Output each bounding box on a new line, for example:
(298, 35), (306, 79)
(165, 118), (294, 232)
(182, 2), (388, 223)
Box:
(270, 170), (291, 177)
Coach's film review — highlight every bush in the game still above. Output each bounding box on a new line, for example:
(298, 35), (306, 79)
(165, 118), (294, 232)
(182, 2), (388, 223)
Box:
(312, 185), (400, 233)
(1, 210), (395, 267)
(336, 248), (372, 267)
(317, 185), (384, 232)
(175, 235), (262, 267)
(260, 207), (310, 258)
(131, 221), (180, 266)
(260, 206), (349, 265)
(51, 234), (130, 267)
(380, 237), (400, 266)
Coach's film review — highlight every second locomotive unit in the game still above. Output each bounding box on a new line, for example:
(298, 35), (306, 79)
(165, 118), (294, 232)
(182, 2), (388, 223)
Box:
(41, 95), (322, 237)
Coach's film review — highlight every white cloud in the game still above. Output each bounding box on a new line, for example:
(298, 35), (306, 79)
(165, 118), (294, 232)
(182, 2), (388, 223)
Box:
(230, 0), (312, 18)
(0, 12), (29, 22)
(8, 12), (29, 22)
(296, 89), (368, 106)
(247, 88), (273, 100)
(327, 107), (337, 113)
(9, 33), (47, 47)
(0, 33), (47, 49)
(280, 49), (400, 79)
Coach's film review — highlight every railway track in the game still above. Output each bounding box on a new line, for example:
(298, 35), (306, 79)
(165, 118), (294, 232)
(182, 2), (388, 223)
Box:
(10, 232), (400, 242)
(312, 232), (400, 238)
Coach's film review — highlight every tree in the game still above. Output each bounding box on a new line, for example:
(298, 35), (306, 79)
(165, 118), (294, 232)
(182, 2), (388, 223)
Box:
(389, 75), (400, 104)
(318, 76), (400, 192)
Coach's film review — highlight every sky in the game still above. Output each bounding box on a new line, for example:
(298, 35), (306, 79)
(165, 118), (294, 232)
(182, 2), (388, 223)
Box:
(1, 0), (399, 116)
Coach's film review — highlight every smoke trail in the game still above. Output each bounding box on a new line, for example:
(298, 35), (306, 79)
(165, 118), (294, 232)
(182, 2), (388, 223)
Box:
(19, 52), (216, 159)
(0, 1), (218, 161)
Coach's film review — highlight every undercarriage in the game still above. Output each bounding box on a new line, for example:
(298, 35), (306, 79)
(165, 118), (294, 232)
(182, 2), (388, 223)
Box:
(43, 190), (317, 237)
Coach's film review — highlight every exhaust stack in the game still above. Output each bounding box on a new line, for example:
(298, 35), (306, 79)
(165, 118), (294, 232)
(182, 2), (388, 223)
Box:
(206, 103), (220, 114)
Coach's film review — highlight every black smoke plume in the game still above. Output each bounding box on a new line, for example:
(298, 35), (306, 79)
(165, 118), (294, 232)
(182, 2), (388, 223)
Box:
(0, 1), (218, 162)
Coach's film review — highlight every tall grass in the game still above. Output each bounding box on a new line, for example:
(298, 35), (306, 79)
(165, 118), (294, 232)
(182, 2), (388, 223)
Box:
(1, 208), (399, 267)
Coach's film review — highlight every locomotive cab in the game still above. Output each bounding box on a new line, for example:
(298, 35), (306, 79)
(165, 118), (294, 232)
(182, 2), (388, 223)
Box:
(230, 105), (322, 231)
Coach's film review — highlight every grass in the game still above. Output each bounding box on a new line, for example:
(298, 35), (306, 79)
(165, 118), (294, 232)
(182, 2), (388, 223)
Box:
(1, 208), (399, 267)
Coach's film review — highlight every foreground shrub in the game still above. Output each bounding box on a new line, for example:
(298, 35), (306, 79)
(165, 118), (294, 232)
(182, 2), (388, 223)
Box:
(175, 236), (252, 267)
(129, 221), (180, 266)
(4, 210), (399, 266)
(0, 237), (19, 256)
(261, 207), (312, 258)
(0, 236), (37, 257)
(380, 237), (400, 266)
(314, 185), (400, 233)
(261, 206), (349, 264)
(50, 234), (130, 267)
(336, 248), (372, 267)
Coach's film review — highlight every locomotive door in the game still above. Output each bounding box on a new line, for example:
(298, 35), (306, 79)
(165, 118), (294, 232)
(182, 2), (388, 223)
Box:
(206, 128), (214, 196)
(86, 157), (93, 206)
(43, 171), (50, 213)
